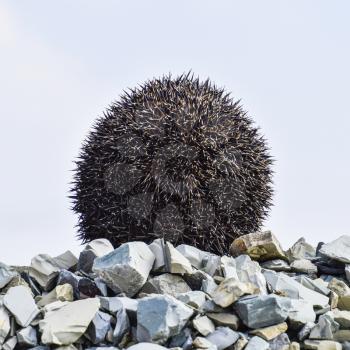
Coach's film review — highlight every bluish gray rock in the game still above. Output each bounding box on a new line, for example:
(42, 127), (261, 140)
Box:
(86, 310), (112, 344)
(93, 242), (155, 297)
(319, 235), (350, 263)
(0, 306), (10, 345)
(298, 322), (316, 341)
(261, 259), (291, 272)
(205, 327), (239, 350)
(136, 294), (193, 344)
(234, 294), (292, 329)
(268, 333), (290, 350)
(309, 313), (340, 340)
(16, 326), (37, 347)
(113, 308), (130, 345)
(245, 336), (269, 350)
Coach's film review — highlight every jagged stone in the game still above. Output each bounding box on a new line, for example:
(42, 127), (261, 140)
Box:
(288, 299), (316, 328)
(113, 307), (130, 345)
(261, 259), (291, 272)
(165, 242), (193, 275)
(309, 313), (339, 340)
(168, 327), (192, 349)
(212, 277), (257, 307)
(345, 265), (350, 283)
(206, 312), (240, 330)
(192, 316), (215, 336)
(235, 255), (267, 294)
(220, 256), (238, 279)
(3, 286), (40, 327)
(2, 336), (17, 350)
(330, 308), (350, 328)
(78, 239), (114, 273)
(141, 273), (191, 297)
(39, 298), (100, 345)
(230, 231), (286, 261)
(286, 238), (316, 263)
(193, 336), (217, 349)
(245, 336), (269, 350)
(149, 238), (166, 272)
(201, 275), (218, 296)
(263, 270), (329, 308)
(93, 242), (155, 297)
(86, 310), (112, 344)
(205, 327), (239, 350)
(37, 283), (74, 307)
(16, 326), (37, 347)
(99, 296), (138, 320)
(319, 235), (350, 263)
(294, 276), (330, 296)
(250, 322), (288, 341)
(136, 294), (193, 344)
(128, 344), (168, 350)
(268, 333), (290, 350)
(234, 294), (292, 329)
(177, 291), (207, 309)
(290, 259), (317, 274)
(0, 263), (17, 289)
(333, 329), (350, 342)
(233, 334), (248, 350)
(298, 322), (316, 341)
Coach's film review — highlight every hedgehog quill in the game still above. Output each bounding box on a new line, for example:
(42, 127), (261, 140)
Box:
(71, 73), (273, 255)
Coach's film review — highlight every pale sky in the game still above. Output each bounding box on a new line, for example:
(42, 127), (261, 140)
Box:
(0, 0), (349, 265)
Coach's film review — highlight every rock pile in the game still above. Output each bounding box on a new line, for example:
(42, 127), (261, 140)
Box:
(1, 232), (350, 350)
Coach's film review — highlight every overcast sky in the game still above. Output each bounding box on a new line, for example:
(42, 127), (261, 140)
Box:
(1, 1), (349, 265)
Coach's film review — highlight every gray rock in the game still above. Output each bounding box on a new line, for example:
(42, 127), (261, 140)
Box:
(330, 308), (350, 328)
(113, 308), (130, 345)
(303, 339), (342, 349)
(78, 239), (114, 273)
(0, 306), (10, 345)
(245, 336), (269, 350)
(268, 333), (290, 350)
(201, 275), (218, 296)
(294, 276), (330, 296)
(3, 286), (40, 327)
(205, 327), (239, 350)
(220, 256), (238, 279)
(16, 326), (37, 347)
(298, 321), (316, 341)
(2, 336), (17, 350)
(319, 235), (350, 263)
(176, 244), (206, 269)
(168, 327), (192, 350)
(234, 294), (292, 329)
(290, 259), (317, 274)
(287, 237), (316, 262)
(201, 254), (221, 276)
(288, 299), (316, 328)
(93, 241), (155, 297)
(86, 310), (112, 344)
(235, 255), (267, 294)
(136, 294), (193, 344)
(261, 259), (291, 272)
(165, 242), (193, 275)
(206, 312), (240, 330)
(193, 336), (218, 350)
(99, 296), (138, 320)
(53, 250), (78, 271)
(39, 298), (100, 345)
(141, 273), (191, 297)
(0, 263), (17, 289)
(309, 314), (340, 340)
(149, 238), (166, 272)
(263, 270), (329, 308)
(176, 291), (207, 309)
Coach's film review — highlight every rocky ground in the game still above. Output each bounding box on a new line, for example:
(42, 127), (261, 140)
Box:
(1, 232), (350, 350)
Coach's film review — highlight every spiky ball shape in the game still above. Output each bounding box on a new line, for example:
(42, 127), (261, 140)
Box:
(71, 73), (273, 255)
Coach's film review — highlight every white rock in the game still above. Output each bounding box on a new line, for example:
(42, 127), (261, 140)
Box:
(165, 242), (193, 274)
(2, 336), (17, 350)
(235, 254), (267, 294)
(193, 336), (218, 349)
(3, 286), (40, 327)
(136, 294), (193, 344)
(263, 270), (329, 308)
(287, 237), (316, 262)
(309, 314), (340, 340)
(93, 241), (155, 297)
(192, 316), (215, 336)
(39, 298), (100, 345)
(205, 327), (240, 350)
(245, 336), (269, 350)
(220, 256), (238, 279)
(0, 306), (10, 345)
(176, 244), (205, 269)
(128, 343), (169, 350)
(319, 235), (350, 263)
(288, 299), (316, 328)
(290, 259), (317, 274)
(149, 238), (166, 272)
(78, 239), (114, 273)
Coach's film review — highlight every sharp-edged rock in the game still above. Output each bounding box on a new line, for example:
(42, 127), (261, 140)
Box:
(303, 339), (342, 349)
(16, 326), (37, 347)
(192, 316), (215, 336)
(93, 242), (155, 297)
(176, 291), (207, 309)
(244, 336), (269, 350)
(286, 238), (316, 262)
(250, 322), (288, 341)
(0, 263), (17, 289)
(309, 314), (340, 340)
(165, 242), (193, 275)
(0, 306), (10, 345)
(206, 312), (240, 330)
(319, 235), (350, 263)
(205, 327), (239, 350)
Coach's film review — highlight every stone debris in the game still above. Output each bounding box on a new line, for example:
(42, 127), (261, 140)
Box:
(1, 234), (350, 349)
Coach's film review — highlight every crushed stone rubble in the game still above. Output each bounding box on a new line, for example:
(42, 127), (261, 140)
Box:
(1, 234), (350, 349)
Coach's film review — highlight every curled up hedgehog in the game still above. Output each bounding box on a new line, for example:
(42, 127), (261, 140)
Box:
(71, 73), (273, 255)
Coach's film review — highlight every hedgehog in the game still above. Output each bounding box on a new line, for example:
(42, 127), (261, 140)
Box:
(71, 73), (273, 255)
